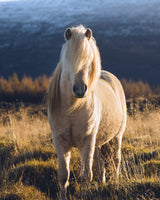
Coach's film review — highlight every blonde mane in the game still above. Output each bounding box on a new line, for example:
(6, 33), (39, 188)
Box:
(88, 39), (101, 89)
(48, 25), (102, 114)
(67, 42), (101, 114)
(65, 25), (101, 112)
(48, 62), (62, 115)
(62, 25), (101, 80)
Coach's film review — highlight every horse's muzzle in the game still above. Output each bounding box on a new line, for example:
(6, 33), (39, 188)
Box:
(73, 83), (87, 98)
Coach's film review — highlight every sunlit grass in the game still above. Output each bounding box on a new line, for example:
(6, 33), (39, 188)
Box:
(0, 103), (160, 199)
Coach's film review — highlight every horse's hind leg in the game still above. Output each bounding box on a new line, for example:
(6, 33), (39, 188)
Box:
(101, 134), (123, 181)
(53, 138), (71, 200)
(93, 147), (106, 183)
(112, 134), (123, 179)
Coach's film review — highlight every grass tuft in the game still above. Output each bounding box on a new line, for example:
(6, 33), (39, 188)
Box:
(0, 103), (160, 199)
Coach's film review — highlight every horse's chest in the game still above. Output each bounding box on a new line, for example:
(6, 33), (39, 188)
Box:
(69, 115), (90, 147)
(66, 103), (100, 147)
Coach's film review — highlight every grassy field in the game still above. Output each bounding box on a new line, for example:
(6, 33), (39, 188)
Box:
(0, 101), (160, 200)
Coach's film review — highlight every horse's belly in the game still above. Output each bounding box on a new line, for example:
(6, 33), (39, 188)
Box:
(96, 106), (123, 146)
(96, 122), (121, 146)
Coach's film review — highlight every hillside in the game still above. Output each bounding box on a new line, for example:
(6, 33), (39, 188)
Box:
(0, 0), (160, 85)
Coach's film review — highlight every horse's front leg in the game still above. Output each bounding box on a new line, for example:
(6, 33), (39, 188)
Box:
(94, 146), (106, 183)
(53, 137), (71, 200)
(80, 134), (96, 183)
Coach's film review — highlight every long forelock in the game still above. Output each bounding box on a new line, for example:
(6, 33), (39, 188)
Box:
(74, 38), (93, 71)
(63, 28), (94, 73)
(48, 25), (101, 114)
(62, 26), (101, 84)
(88, 38), (101, 88)
(65, 27), (101, 113)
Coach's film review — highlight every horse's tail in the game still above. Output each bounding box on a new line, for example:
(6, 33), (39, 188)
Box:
(48, 62), (62, 116)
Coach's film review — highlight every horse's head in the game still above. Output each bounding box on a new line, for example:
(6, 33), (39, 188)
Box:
(62, 25), (101, 99)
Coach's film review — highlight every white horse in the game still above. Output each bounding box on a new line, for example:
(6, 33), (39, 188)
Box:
(48, 25), (127, 199)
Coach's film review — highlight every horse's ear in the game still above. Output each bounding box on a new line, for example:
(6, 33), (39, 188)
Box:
(65, 28), (72, 40)
(85, 28), (92, 40)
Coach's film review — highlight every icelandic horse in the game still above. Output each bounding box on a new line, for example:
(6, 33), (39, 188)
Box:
(48, 25), (127, 199)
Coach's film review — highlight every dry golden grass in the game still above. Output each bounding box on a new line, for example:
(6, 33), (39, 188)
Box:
(0, 103), (160, 199)
(121, 111), (160, 185)
(124, 111), (160, 149)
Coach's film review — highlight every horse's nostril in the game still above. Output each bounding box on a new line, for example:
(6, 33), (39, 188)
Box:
(84, 84), (87, 93)
(73, 84), (87, 98)
(73, 85), (77, 94)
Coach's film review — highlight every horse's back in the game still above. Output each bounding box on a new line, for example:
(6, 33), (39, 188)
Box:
(100, 70), (126, 114)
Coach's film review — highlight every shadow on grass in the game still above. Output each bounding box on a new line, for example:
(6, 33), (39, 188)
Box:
(0, 142), (15, 171)
(9, 162), (59, 199)
(0, 193), (22, 200)
(1, 142), (160, 199)
(0, 142), (56, 170)
(0, 144), (59, 199)
(144, 160), (160, 177)
(80, 181), (160, 200)
(122, 147), (160, 164)
(13, 150), (56, 166)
